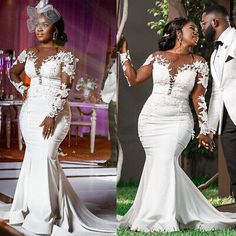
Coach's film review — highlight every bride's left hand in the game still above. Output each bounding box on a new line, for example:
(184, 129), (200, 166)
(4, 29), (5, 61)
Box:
(40, 117), (55, 139)
(197, 133), (215, 151)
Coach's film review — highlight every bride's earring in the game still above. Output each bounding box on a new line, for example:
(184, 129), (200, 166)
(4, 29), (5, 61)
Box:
(53, 29), (58, 41)
(178, 36), (183, 46)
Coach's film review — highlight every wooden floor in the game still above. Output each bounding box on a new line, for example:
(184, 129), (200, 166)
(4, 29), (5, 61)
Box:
(0, 135), (113, 235)
(0, 135), (111, 162)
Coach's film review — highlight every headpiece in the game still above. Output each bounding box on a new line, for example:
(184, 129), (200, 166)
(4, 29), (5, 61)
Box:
(27, 0), (61, 32)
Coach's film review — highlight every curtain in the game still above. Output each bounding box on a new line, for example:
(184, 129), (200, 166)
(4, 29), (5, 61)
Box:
(0, 0), (116, 136)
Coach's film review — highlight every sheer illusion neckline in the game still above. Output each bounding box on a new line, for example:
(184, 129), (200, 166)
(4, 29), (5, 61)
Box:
(31, 49), (61, 74)
(165, 50), (191, 56)
(155, 53), (195, 76)
(154, 53), (196, 95)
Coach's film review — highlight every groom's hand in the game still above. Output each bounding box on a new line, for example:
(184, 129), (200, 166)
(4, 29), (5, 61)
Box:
(197, 133), (215, 152)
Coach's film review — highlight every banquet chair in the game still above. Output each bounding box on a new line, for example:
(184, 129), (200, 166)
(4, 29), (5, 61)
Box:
(68, 106), (96, 153)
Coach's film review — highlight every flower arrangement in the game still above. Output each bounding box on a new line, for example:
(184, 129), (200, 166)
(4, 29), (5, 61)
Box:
(76, 75), (97, 91)
(75, 75), (98, 102)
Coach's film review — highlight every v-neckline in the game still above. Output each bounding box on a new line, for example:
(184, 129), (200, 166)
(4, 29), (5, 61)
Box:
(155, 54), (195, 79)
(32, 49), (61, 75)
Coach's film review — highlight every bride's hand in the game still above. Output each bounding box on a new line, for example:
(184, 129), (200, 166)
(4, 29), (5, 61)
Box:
(118, 35), (128, 53)
(40, 117), (55, 139)
(197, 133), (215, 151)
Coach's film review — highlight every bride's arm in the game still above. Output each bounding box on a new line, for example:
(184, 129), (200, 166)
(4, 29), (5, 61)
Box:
(118, 36), (154, 86)
(191, 57), (214, 150)
(40, 51), (78, 139)
(9, 50), (29, 96)
(46, 51), (78, 119)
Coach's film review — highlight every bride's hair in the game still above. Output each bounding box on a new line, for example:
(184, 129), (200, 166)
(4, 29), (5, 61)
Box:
(158, 17), (191, 51)
(53, 17), (68, 46)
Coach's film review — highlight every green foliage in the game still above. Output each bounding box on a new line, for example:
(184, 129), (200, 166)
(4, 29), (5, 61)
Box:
(147, 0), (211, 55)
(147, 0), (168, 35)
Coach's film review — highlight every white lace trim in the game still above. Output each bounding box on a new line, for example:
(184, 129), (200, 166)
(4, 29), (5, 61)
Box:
(119, 50), (132, 86)
(10, 80), (28, 96)
(198, 95), (210, 135)
(154, 55), (209, 94)
(142, 54), (155, 66)
(195, 61), (209, 89)
(15, 50), (78, 82)
(60, 51), (78, 81)
(47, 83), (70, 118)
(12, 50), (27, 67)
(119, 50), (131, 71)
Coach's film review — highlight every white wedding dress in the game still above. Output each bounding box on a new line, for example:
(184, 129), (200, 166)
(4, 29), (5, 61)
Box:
(119, 52), (236, 232)
(0, 49), (117, 235)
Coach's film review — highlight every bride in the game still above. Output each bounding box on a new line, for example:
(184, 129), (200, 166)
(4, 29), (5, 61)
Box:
(0, 1), (117, 235)
(118, 17), (236, 232)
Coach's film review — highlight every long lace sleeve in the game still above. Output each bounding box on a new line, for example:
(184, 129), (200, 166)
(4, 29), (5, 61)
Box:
(192, 58), (212, 135)
(9, 50), (28, 95)
(119, 50), (154, 86)
(47, 51), (79, 118)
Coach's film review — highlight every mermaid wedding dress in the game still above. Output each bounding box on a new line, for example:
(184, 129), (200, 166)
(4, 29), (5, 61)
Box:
(0, 49), (117, 235)
(119, 51), (236, 232)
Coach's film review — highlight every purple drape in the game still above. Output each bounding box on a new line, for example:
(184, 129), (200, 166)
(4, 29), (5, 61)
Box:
(0, 0), (116, 136)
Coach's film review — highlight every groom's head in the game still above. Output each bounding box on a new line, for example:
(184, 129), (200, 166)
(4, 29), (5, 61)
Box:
(201, 4), (230, 42)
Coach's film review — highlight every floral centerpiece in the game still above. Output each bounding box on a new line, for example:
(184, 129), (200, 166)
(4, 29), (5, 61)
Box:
(75, 75), (98, 102)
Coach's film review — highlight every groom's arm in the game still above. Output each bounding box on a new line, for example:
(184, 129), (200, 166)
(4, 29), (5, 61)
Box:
(208, 80), (220, 135)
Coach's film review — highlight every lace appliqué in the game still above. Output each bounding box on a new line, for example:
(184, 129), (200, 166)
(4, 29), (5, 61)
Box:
(10, 81), (28, 96)
(47, 83), (70, 118)
(24, 50), (78, 84)
(156, 55), (178, 95)
(120, 50), (131, 72)
(154, 56), (209, 95)
(195, 61), (209, 89)
(12, 50), (28, 66)
(10, 50), (29, 95)
(60, 51), (79, 82)
(198, 95), (210, 135)
(142, 54), (155, 66)
(119, 50), (133, 86)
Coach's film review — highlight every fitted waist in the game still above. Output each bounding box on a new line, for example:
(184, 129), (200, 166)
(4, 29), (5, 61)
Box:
(149, 93), (189, 106)
(21, 97), (69, 115)
(27, 84), (61, 98)
(142, 94), (191, 117)
(30, 77), (61, 87)
(152, 86), (190, 100)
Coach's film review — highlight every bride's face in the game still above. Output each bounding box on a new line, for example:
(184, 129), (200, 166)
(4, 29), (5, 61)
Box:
(35, 16), (54, 43)
(181, 21), (199, 47)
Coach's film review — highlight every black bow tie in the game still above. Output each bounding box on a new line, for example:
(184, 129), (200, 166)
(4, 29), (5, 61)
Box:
(214, 40), (223, 50)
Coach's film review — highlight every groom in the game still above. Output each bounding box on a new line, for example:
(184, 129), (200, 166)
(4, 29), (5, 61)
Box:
(201, 4), (236, 197)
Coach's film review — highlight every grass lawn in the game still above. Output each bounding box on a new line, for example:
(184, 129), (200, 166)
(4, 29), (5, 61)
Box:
(117, 178), (236, 236)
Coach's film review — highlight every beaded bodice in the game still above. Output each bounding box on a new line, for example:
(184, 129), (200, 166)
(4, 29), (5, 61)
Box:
(10, 49), (78, 118)
(144, 52), (208, 99)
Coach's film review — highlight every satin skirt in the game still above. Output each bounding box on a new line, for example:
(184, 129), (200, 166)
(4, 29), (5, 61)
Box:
(0, 97), (117, 235)
(119, 98), (236, 232)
